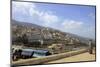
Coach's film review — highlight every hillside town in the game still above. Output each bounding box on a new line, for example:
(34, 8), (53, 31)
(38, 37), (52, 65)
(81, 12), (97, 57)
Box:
(12, 20), (87, 49)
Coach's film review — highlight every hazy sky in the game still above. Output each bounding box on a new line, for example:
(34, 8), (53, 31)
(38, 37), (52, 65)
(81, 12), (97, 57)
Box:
(12, 1), (96, 39)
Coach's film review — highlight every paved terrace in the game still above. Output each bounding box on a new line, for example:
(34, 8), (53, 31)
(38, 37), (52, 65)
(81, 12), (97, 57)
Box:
(12, 49), (95, 66)
(45, 52), (95, 64)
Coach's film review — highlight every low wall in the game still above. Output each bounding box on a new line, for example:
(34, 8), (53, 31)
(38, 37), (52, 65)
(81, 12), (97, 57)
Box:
(12, 49), (88, 66)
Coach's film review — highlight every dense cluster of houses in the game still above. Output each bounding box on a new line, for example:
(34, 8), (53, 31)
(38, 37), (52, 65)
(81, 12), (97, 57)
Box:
(12, 24), (81, 48)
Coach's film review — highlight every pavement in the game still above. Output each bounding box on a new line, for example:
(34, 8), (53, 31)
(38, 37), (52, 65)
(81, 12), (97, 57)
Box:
(45, 52), (96, 64)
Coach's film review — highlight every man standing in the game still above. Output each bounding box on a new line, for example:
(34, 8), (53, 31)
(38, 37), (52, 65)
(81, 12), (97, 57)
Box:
(88, 40), (93, 54)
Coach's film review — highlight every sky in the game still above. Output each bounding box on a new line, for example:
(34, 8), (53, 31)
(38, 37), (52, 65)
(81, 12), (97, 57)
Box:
(12, 1), (96, 39)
